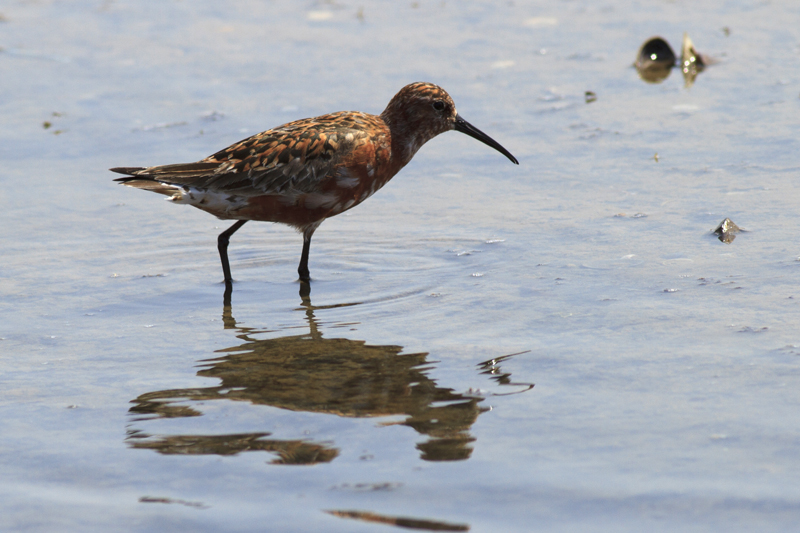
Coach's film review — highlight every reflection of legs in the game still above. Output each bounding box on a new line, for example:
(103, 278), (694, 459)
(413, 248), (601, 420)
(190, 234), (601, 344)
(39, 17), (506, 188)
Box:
(298, 224), (319, 282)
(299, 280), (311, 300)
(218, 220), (247, 284)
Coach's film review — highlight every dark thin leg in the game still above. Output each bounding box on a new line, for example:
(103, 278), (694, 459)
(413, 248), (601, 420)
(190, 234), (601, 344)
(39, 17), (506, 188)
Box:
(298, 225), (317, 282)
(218, 220), (247, 284)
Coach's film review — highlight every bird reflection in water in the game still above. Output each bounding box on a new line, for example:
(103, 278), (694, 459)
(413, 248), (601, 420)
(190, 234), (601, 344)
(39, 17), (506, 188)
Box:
(126, 282), (533, 465)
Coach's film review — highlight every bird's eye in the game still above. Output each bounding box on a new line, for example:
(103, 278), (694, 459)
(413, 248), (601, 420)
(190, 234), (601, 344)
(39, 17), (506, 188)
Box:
(432, 100), (445, 111)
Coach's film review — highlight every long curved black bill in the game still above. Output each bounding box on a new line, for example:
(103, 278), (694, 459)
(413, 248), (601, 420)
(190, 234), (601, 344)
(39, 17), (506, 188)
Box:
(454, 114), (518, 165)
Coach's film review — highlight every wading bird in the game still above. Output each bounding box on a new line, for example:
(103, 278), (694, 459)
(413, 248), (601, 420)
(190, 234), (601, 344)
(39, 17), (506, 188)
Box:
(112, 82), (518, 288)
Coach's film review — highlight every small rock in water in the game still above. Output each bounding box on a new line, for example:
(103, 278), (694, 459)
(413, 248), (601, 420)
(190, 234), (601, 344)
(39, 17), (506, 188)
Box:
(635, 34), (715, 87)
(713, 218), (741, 243)
(635, 37), (676, 83)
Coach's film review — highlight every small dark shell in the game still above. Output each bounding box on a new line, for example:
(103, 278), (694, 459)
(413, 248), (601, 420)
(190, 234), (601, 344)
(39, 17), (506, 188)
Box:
(635, 37), (676, 83)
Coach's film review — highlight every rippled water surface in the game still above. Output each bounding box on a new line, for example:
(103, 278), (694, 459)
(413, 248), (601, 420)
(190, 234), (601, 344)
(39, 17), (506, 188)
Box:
(3, 1), (800, 531)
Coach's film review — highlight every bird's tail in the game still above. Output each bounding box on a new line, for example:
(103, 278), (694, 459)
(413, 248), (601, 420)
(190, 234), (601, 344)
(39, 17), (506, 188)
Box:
(111, 167), (180, 197)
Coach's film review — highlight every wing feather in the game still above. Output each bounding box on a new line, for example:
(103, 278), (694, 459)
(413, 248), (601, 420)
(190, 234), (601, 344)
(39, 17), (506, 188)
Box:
(113, 111), (387, 197)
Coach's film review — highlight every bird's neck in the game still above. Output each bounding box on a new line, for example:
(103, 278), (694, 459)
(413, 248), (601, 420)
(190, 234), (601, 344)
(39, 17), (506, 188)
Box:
(381, 112), (433, 171)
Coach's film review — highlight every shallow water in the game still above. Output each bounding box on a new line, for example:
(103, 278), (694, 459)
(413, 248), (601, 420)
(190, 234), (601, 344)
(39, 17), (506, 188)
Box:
(2, 1), (800, 531)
